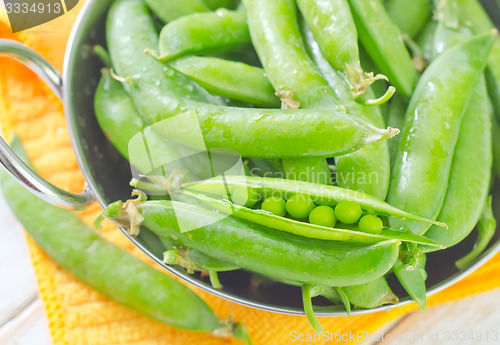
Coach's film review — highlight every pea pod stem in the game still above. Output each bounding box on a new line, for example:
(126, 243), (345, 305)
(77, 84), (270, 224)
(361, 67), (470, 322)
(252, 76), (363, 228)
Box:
(180, 175), (448, 228)
(334, 287), (351, 316)
(209, 271), (223, 290)
(302, 285), (323, 334)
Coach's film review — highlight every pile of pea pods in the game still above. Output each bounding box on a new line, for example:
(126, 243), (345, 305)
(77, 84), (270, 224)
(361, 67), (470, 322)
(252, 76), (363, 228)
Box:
(95, 0), (500, 332)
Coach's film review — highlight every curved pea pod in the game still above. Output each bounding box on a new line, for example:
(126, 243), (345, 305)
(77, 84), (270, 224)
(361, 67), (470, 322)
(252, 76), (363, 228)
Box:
(143, 0), (209, 23)
(303, 27), (392, 199)
(387, 31), (496, 235)
(456, 0), (500, 121)
(158, 9), (250, 62)
(0, 137), (251, 341)
(385, 0), (432, 38)
(103, 199), (401, 287)
(347, 0), (418, 98)
(455, 196), (497, 269)
(167, 56), (280, 107)
(176, 189), (443, 247)
(181, 175), (447, 228)
(106, 0), (223, 116)
(424, 78), (492, 248)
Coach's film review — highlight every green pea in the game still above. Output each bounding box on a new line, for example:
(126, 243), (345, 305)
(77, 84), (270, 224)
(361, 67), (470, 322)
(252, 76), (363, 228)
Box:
(286, 194), (316, 219)
(309, 206), (337, 227)
(262, 196), (287, 217)
(359, 215), (384, 234)
(231, 187), (260, 207)
(335, 200), (362, 224)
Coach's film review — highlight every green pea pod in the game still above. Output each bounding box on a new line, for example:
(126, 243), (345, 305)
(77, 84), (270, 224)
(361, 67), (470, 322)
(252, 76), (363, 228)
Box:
(296, 0), (358, 73)
(103, 198), (401, 287)
(158, 9), (250, 62)
(175, 189), (443, 247)
(181, 175), (447, 228)
(107, 0), (223, 115)
(385, 0), (432, 38)
(167, 56), (280, 107)
(347, 0), (418, 98)
(425, 76), (492, 247)
(343, 277), (399, 309)
(303, 27), (392, 199)
(0, 136), (250, 341)
(456, 0), (500, 121)
(387, 31), (496, 235)
(107, 0), (398, 159)
(94, 69), (145, 161)
(386, 93), (408, 166)
(393, 252), (427, 310)
(143, 0), (209, 23)
(455, 196), (497, 269)
(243, 0), (340, 185)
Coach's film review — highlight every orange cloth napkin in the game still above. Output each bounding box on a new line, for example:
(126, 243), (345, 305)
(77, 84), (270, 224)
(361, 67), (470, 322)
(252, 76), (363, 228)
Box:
(1, 4), (500, 345)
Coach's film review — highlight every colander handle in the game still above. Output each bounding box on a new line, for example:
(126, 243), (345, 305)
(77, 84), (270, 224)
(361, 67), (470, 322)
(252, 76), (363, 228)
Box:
(0, 39), (94, 209)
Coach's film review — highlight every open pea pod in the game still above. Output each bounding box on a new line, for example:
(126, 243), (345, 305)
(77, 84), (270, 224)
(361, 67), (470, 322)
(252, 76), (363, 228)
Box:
(179, 189), (443, 247)
(180, 175), (448, 229)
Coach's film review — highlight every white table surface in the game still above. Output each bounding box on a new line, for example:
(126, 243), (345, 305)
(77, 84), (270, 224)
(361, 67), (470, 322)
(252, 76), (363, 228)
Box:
(1, 183), (500, 345)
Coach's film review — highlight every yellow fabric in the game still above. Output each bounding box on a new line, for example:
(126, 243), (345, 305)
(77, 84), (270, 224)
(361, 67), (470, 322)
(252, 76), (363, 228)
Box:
(1, 4), (500, 345)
